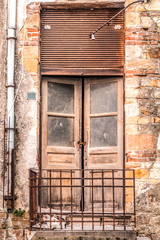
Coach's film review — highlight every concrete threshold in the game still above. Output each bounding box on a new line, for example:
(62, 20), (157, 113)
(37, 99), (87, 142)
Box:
(32, 230), (137, 240)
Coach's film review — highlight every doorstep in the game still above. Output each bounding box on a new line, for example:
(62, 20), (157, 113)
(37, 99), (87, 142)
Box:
(31, 230), (137, 240)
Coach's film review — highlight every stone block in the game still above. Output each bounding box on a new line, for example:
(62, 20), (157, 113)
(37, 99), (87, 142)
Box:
(7, 229), (24, 240)
(0, 212), (7, 219)
(154, 89), (160, 98)
(12, 218), (29, 229)
(126, 162), (142, 169)
(141, 79), (160, 88)
(23, 46), (39, 59)
(141, 16), (153, 28)
(23, 59), (38, 73)
(125, 87), (139, 98)
(125, 45), (143, 60)
(148, 47), (160, 58)
(125, 102), (139, 117)
(18, 27), (29, 41)
(126, 116), (139, 124)
(25, 14), (40, 29)
(126, 125), (138, 134)
(126, 77), (140, 88)
(0, 229), (5, 240)
(143, 0), (160, 11)
(126, 134), (155, 150)
(137, 237), (151, 240)
(135, 169), (150, 179)
(126, 12), (141, 28)
(138, 88), (152, 99)
(138, 117), (150, 124)
(152, 117), (160, 123)
(150, 216), (160, 226)
(150, 169), (160, 179)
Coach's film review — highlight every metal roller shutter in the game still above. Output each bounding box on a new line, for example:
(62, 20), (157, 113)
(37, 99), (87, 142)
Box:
(41, 9), (124, 73)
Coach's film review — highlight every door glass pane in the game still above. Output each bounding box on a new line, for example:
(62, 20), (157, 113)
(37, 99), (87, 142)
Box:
(48, 116), (74, 147)
(90, 116), (117, 147)
(48, 82), (74, 113)
(91, 82), (117, 114)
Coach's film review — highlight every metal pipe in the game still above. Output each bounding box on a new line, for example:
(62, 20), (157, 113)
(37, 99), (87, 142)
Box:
(6, 0), (17, 210)
(7, 0), (16, 149)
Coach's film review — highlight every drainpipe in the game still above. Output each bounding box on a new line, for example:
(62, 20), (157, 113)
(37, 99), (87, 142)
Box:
(5, 0), (17, 211)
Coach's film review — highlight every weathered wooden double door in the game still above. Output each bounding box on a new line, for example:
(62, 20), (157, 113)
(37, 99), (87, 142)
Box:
(42, 76), (123, 210)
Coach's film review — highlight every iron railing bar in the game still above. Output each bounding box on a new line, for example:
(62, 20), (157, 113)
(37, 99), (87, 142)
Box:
(50, 170), (51, 230)
(39, 169), (42, 231)
(35, 177), (135, 180)
(92, 170), (94, 231)
(36, 219), (135, 223)
(60, 170), (62, 230)
(102, 170), (104, 231)
(123, 169), (126, 231)
(112, 170), (115, 230)
(71, 170), (73, 230)
(32, 212), (135, 216)
(81, 169), (83, 231)
(3, 120), (5, 208)
(30, 185), (134, 188)
(133, 170), (136, 228)
(38, 168), (133, 173)
(29, 170), (32, 231)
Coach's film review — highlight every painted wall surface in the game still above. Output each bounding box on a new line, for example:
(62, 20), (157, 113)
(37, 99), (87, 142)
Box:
(0, 0), (160, 239)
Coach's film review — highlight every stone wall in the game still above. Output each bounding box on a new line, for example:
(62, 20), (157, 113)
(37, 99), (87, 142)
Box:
(0, 0), (160, 239)
(125, 0), (160, 239)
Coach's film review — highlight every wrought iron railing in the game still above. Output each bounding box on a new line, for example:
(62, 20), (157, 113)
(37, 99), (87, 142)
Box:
(29, 169), (136, 231)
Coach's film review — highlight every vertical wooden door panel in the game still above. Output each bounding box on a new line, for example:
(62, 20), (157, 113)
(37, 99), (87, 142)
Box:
(84, 77), (123, 169)
(84, 77), (123, 211)
(42, 77), (82, 170)
(42, 77), (82, 208)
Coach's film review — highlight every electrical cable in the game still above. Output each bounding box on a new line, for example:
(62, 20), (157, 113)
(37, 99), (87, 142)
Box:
(90, 0), (145, 40)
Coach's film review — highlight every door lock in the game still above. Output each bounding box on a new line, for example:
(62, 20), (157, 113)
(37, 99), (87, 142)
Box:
(78, 141), (86, 146)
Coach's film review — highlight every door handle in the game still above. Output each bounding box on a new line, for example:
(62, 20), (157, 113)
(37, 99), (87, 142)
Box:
(78, 141), (86, 146)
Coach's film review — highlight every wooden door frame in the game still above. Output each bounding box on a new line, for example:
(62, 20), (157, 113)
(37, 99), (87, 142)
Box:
(40, 74), (125, 171)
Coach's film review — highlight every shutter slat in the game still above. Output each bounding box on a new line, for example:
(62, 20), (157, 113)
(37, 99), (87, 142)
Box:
(41, 9), (124, 70)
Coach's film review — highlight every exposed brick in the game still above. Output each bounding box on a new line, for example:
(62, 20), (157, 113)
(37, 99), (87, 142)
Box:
(27, 28), (39, 33)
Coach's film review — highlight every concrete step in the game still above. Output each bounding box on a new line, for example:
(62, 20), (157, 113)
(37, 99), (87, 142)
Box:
(32, 230), (137, 240)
